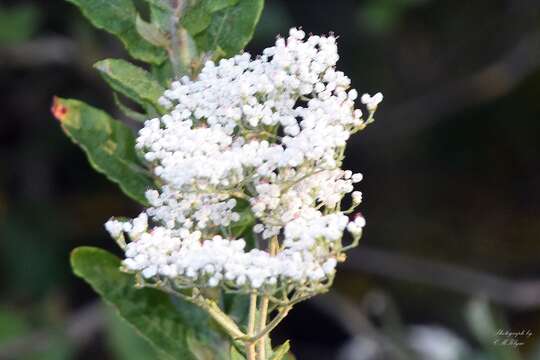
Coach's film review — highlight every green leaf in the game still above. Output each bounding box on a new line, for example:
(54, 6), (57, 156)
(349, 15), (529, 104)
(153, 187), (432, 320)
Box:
(52, 97), (153, 205)
(205, 0), (239, 13)
(170, 294), (230, 358)
(70, 246), (196, 360)
(113, 93), (149, 123)
(186, 332), (230, 360)
(230, 345), (246, 360)
(182, 0), (240, 37)
(143, 0), (170, 11)
(270, 341), (290, 360)
(182, 1), (213, 37)
(230, 199), (256, 249)
(66, 0), (166, 64)
(136, 14), (170, 48)
(183, 0), (264, 58)
(105, 306), (165, 360)
(151, 61), (174, 88)
(94, 58), (166, 114)
(144, 0), (173, 34)
(223, 293), (249, 327)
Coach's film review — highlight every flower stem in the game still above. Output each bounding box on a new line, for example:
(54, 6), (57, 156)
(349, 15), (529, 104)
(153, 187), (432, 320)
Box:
(168, 0), (183, 78)
(257, 296), (269, 359)
(249, 306), (291, 343)
(148, 284), (247, 340)
(257, 236), (278, 359)
(195, 296), (245, 340)
(246, 292), (258, 360)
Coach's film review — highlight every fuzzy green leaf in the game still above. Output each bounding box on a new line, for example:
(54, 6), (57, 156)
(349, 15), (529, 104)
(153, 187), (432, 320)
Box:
(270, 341), (290, 360)
(70, 246), (196, 360)
(183, 0), (264, 58)
(66, 0), (166, 64)
(94, 58), (166, 114)
(52, 97), (153, 205)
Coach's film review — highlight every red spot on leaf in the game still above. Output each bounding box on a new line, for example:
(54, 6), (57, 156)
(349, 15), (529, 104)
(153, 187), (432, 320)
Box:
(51, 97), (68, 121)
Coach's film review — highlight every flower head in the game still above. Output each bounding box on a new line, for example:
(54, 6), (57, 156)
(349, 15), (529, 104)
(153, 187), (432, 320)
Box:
(105, 28), (382, 294)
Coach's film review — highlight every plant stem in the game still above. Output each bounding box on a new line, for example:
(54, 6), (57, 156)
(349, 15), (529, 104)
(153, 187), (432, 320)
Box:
(168, 0), (184, 78)
(246, 292), (258, 360)
(257, 236), (277, 359)
(194, 296), (245, 340)
(257, 296), (269, 359)
(249, 306), (292, 343)
(152, 285), (246, 339)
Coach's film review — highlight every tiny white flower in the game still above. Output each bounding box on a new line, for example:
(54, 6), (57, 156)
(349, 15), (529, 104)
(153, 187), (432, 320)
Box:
(361, 92), (383, 111)
(105, 219), (124, 238)
(352, 191), (362, 204)
(352, 173), (363, 183)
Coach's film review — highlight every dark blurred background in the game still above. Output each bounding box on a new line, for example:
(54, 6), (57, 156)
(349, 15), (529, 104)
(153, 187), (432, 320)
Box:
(2, 0), (540, 359)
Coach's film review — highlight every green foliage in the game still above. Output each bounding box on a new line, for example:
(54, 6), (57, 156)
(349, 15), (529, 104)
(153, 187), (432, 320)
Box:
(170, 294), (231, 359)
(65, 0), (166, 63)
(61, 1), (269, 358)
(113, 93), (150, 122)
(144, 0), (174, 33)
(60, 0), (266, 203)
(270, 341), (290, 360)
(71, 246), (196, 360)
(105, 306), (164, 360)
(52, 97), (154, 205)
(94, 58), (166, 114)
(135, 14), (170, 48)
(230, 199), (256, 250)
(187, 333), (230, 360)
(182, 0), (264, 57)
(72, 247), (249, 359)
(230, 345), (246, 360)
(223, 293), (250, 327)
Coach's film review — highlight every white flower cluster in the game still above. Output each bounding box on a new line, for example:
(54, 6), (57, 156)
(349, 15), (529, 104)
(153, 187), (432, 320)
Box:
(105, 28), (380, 291)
